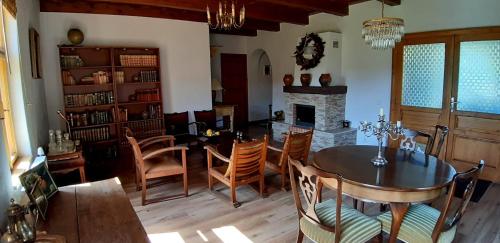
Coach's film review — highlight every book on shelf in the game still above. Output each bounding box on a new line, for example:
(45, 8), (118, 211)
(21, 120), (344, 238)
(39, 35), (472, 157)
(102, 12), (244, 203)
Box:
(119, 55), (157, 67)
(60, 55), (84, 68)
(135, 88), (160, 102)
(64, 91), (114, 107)
(67, 108), (115, 127)
(124, 119), (163, 138)
(115, 71), (125, 84)
(72, 126), (111, 142)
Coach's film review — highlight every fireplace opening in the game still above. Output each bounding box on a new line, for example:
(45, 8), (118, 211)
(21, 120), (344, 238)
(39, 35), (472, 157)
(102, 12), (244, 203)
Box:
(295, 104), (315, 128)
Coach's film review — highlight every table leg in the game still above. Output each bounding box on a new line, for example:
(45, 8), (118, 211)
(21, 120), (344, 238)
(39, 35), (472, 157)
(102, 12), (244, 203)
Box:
(79, 167), (86, 183)
(388, 202), (410, 243)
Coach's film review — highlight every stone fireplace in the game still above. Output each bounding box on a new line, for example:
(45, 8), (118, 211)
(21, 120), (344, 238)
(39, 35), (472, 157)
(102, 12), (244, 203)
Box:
(273, 86), (357, 151)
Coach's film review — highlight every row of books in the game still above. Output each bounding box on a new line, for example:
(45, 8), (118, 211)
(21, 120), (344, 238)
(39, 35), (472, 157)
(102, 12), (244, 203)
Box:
(64, 91), (114, 107)
(138, 71), (158, 83)
(72, 126), (112, 142)
(67, 109), (115, 127)
(90, 71), (110, 84)
(62, 71), (76, 85)
(135, 89), (160, 102)
(60, 55), (85, 68)
(115, 71), (125, 84)
(120, 55), (157, 67)
(124, 119), (164, 138)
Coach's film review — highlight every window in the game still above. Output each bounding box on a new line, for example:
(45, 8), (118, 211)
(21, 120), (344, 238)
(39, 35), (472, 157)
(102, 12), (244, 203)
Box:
(0, 7), (17, 168)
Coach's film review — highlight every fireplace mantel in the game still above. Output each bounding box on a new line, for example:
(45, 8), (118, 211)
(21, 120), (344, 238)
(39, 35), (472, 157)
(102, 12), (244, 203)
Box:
(283, 85), (347, 95)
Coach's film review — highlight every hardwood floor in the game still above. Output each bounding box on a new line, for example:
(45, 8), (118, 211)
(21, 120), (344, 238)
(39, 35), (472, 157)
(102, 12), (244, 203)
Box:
(121, 147), (500, 243)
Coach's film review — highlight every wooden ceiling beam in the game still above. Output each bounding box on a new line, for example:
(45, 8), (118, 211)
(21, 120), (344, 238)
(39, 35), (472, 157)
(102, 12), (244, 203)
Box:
(83, 0), (309, 25)
(257, 0), (349, 16)
(40, 0), (280, 32)
(349, 0), (401, 6)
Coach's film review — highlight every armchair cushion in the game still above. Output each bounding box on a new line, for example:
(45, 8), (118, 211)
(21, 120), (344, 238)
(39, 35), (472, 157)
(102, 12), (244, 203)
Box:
(378, 204), (457, 243)
(300, 199), (381, 243)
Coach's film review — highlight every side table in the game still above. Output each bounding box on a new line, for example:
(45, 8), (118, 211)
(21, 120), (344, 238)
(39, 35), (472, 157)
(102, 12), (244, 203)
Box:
(47, 150), (86, 183)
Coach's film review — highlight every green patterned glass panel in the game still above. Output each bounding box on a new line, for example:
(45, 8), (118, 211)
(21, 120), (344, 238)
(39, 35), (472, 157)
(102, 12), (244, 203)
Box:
(402, 43), (445, 108)
(457, 40), (500, 115)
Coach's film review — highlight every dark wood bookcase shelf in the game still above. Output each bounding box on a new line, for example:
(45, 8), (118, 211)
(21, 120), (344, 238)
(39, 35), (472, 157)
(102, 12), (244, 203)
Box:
(58, 46), (165, 149)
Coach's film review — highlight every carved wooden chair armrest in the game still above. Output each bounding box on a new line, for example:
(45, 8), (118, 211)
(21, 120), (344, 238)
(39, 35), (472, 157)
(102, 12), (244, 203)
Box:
(138, 135), (175, 149)
(204, 145), (230, 168)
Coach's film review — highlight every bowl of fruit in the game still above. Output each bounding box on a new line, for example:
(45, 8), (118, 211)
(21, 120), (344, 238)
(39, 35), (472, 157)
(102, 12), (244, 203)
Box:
(203, 129), (220, 137)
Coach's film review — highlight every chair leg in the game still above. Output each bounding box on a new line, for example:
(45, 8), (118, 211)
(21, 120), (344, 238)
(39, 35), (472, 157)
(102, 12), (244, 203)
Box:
(296, 230), (304, 243)
(141, 178), (147, 206)
(135, 167), (141, 191)
(281, 173), (287, 191)
(380, 203), (387, 212)
(360, 201), (365, 213)
(231, 186), (240, 208)
(183, 172), (188, 197)
(208, 172), (213, 190)
(260, 176), (265, 197)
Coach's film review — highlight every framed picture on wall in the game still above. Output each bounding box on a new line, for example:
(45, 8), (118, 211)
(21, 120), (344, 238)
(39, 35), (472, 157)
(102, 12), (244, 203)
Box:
(29, 28), (42, 79)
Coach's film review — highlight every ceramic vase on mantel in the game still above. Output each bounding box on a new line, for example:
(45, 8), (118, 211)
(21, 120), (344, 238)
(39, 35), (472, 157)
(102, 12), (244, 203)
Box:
(300, 73), (311, 87)
(283, 74), (294, 87)
(319, 73), (332, 87)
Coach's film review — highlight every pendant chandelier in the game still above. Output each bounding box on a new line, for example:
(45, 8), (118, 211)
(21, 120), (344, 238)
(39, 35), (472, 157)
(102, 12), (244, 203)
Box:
(206, 1), (245, 30)
(362, 0), (404, 50)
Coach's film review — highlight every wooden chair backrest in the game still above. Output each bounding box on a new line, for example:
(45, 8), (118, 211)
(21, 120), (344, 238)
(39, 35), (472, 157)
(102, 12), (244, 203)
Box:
(429, 125), (449, 157)
(432, 160), (485, 242)
(279, 130), (313, 167)
(417, 125), (449, 157)
(125, 131), (144, 171)
(288, 158), (342, 242)
(225, 135), (268, 179)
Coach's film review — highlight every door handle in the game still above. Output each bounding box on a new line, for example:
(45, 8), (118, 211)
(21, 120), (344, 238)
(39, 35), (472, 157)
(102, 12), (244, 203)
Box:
(450, 97), (458, 112)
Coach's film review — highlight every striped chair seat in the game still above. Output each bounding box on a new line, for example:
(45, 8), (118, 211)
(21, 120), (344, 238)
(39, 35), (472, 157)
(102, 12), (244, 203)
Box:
(300, 199), (381, 243)
(377, 204), (457, 243)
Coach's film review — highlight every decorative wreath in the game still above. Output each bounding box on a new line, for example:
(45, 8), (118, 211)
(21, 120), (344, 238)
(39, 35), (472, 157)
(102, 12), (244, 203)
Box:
(294, 33), (325, 70)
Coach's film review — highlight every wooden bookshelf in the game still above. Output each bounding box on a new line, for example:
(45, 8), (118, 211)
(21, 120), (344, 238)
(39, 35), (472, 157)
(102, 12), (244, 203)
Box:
(58, 46), (165, 149)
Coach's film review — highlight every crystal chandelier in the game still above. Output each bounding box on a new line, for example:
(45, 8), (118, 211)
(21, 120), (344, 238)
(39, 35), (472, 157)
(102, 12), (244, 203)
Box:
(206, 1), (245, 30)
(362, 0), (404, 49)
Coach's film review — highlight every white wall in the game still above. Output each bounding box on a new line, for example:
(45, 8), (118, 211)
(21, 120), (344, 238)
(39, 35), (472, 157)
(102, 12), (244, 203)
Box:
(293, 32), (343, 86)
(245, 0), (500, 144)
(40, 13), (212, 129)
(0, 123), (11, 228)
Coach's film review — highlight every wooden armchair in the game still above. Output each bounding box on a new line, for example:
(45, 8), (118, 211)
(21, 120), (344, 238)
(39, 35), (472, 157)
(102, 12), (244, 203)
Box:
(204, 135), (269, 208)
(266, 129), (313, 191)
(125, 128), (188, 206)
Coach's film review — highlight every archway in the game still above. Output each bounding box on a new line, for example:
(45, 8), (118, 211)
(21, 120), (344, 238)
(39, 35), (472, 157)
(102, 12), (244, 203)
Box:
(248, 49), (273, 122)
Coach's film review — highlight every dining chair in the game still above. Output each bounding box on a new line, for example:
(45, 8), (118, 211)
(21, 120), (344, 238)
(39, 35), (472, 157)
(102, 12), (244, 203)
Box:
(288, 158), (382, 243)
(266, 129), (313, 191)
(377, 160), (485, 243)
(125, 127), (189, 206)
(400, 125), (449, 157)
(205, 135), (268, 208)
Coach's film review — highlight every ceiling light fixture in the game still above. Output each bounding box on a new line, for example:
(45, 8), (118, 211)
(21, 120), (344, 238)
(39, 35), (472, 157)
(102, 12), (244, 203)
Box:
(207, 1), (245, 30)
(362, 0), (404, 49)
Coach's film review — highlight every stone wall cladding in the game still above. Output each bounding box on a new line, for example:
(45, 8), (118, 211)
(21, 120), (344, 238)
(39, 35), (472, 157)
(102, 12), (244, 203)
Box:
(284, 93), (346, 131)
(272, 121), (356, 151)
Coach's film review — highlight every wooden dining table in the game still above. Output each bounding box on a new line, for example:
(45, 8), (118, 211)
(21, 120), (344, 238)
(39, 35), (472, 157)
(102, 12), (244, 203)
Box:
(313, 145), (456, 243)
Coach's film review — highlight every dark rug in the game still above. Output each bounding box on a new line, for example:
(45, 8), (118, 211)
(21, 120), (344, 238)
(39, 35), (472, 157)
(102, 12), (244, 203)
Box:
(454, 179), (491, 203)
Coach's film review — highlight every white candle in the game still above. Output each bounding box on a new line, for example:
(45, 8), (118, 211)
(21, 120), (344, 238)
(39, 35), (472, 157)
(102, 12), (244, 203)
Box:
(379, 108), (384, 117)
(397, 121), (401, 128)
